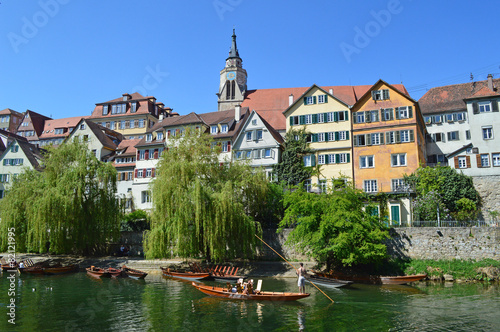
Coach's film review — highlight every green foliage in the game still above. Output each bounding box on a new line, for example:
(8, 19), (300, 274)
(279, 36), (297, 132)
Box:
(278, 185), (389, 269)
(0, 141), (120, 254)
(121, 210), (150, 232)
(273, 128), (313, 187)
(144, 128), (265, 262)
(452, 198), (478, 221)
(405, 166), (480, 219)
(400, 259), (500, 281)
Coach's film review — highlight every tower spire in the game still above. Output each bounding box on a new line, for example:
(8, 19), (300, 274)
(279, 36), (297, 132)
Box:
(228, 28), (240, 59)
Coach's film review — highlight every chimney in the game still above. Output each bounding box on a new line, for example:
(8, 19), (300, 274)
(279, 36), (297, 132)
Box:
(122, 93), (131, 101)
(487, 74), (493, 91)
(235, 105), (241, 121)
(289, 94), (294, 106)
(329, 88), (333, 95)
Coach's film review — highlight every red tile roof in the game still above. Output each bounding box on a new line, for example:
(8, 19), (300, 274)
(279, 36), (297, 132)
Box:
(39, 116), (88, 139)
(419, 78), (500, 114)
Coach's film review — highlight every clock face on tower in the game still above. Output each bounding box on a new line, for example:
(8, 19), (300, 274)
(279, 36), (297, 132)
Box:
(226, 71), (236, 80)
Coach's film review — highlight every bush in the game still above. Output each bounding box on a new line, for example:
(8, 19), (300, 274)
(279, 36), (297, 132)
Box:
(121, 210), (150, 232)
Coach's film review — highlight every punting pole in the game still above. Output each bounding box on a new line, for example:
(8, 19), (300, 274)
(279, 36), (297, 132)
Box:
(255, 234), (334, 304)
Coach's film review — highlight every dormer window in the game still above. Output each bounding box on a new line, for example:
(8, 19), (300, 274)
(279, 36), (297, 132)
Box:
(479, 101), (491, 113)
(221, 124), (228, 133)
(372, 89), (390, 101)
(304, 96), (316, 105)
(146, 134), (153, 142)
(211, 125), (218, 134)
(318, 94), (328, 104)
(252, 119), (257, 125)
(131, 102), (137, 113)
(80, 124), (85, 130)
(103, 105), (109, 115)
(157, 132), (164, 140)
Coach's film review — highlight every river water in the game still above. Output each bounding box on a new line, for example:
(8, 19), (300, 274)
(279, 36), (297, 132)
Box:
(1, 271), (499, 331)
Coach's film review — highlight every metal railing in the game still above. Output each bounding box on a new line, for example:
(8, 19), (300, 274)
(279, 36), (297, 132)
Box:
(392, 220), (495, 228)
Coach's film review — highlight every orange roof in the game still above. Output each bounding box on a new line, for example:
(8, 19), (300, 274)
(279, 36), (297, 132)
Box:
(39, 116), (88, 139)
(468, 86), (500, 98)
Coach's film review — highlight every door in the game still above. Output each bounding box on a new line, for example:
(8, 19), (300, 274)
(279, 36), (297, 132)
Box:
(391, 205), (400, 226)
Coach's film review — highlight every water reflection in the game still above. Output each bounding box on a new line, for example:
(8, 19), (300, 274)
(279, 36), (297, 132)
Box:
(297, 308), (305, 331)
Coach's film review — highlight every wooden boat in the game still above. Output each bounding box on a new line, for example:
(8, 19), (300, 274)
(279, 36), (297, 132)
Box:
(43, 264), (79, 275)
(107, 267), (123, 278)
(86, 266), (111, 278)
(313, 270), (427, 285)
(122, 265), (148, 280)
(305, 275), (353, 288)
(192, 282), (310, 301)
(18, 266), (45, 275)
(160, 267), (210, 281)
(1, 258), (18, 271)
(190, 263), (246, 282)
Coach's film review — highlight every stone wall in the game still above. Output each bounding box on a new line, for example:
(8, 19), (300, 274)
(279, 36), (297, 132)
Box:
(387, 227), (500, 260)
(473, 175), (500, 220)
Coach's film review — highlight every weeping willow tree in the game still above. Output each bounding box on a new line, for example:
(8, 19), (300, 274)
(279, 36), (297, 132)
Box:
(144, 128), (266, 262)
(0, 141), (120, 254)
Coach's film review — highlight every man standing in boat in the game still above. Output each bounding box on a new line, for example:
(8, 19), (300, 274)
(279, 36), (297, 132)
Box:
(297, 263), (308, 294)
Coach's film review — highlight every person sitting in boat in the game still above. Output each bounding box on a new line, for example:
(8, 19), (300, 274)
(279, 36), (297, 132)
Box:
(245, 280), (254, 295)
(19, 261), (25, 268)
(236, 281), (243, 293)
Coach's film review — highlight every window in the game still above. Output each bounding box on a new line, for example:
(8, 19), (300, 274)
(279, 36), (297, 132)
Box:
(326, 112), (334, 122)
(10, 145), (19, 153)
(251, 119), (257, 125)
(338, 111), (347, 121)
(339, 153), (348, 163)
(360, 155), (374, 168)
(256, 130), (263, 140)
(221, 124), (228, 133)
(304, 180), (312, 192)
(364, 180), (378, 193)
(138, 119), (145, 128)
(318, 95), (327, 103)
(211, 125), (218, 134)
(391, 179), (406, 192)
(433, 133), (445, 142)
(0, 174), (10, 183)
(318, 133), (325, 142)
(146, 168), (152, 177)
(235, 151), (243, 160)
(456, 112), (465, 121)
(386, 131), (396, 144)
(80, 124), (85, 130)
(433, 115), (442, 124)
(391, 153), (407, 167)
(246, 131), (252, 141)
(319, 179), (327, 193)
(479, 101), (491, 113)
(304, 96), (316, 105)
(303, 155), (315, 167)
(146, 134), (153, 142)
(141, 191), (151, 204)
(338, 131), (347, 140)
(372, 89), (389, 100)
(466, 130), (471, 140)
(222, 141), (230, 152)
(482, 126), (493, 140)
(246, 151), (252, 159)
(137, 169), (143, 178)
(131, 102), (137, 113)
(400, 130), (410, 142)
(458, 156), (467, 169)
(381, 108), (394, 121)
(318, 154), (325, 165)
(120, 120), (126, 129)
(396, 106), (411, 119)
(157, 132), (163, 140)
(371, 133), (381, 145)
(356, 135), (366, 146)
(447, 131), (459, 141)
(492, 153), (500, 167)
(130, 120), (135, 129)
(327, 132), (335, 141)
(480, 154), (490, 167)
(369, 110), (379, 122)
(304, 114), (312, 124)
(290, 116), (299, 126)
(424, 116), (432, 124)
(446, 113), (454, 122)
(139, 150), (145, 160)
(264, 148), (271, 158)
(356, 112), (365, 123)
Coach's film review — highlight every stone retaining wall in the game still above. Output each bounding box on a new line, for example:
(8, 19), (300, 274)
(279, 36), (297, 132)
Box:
(387, 227), (500, 260)
(473, 175), (500, 220)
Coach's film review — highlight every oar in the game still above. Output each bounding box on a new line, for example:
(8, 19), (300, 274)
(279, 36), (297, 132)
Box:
(254, 234), (334, 304)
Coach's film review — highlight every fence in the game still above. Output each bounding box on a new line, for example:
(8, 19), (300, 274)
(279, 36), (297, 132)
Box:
(392, 220), (494, 228)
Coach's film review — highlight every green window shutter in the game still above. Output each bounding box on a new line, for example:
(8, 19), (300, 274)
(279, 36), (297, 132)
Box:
(334, 112), (339, 122)
(346, 153), (350, 163)
(289, 117), (294, 126)
(396, 131), (401, 143)
(311, 155), (316, 166)
(386, 132), (391, 143)
(383, 89), (390, 99)
(353, 135), (358, 146)
(312, 114), (318, 123)
(324, 95), (328, 103)
(390, 108), (394, 120)
(303, 97), (307, 105)
(371, 91), (376, 100)
(352, 112), (357, 124)
(380, 132), (385, 144)
(344, 111), (348, 121)
(410, 129), (415, 142)
(365, 111), (371, 122)
(366, 134), (372, 145)
(324, 133), (329, 142)
(493, 101), (499, 112)
(381, 109), (386, 121)
(346, 131), (349, 140)
(312, 134), (318, 142)
(303, 156), (307, 166)
(335, 154), (340, 164)
(313, 96), (317, 104)
(409, 106), (413, 118)
(299, 115), (305, 125)
(335, 132), (339, 141)
(395, 107), (400, 119)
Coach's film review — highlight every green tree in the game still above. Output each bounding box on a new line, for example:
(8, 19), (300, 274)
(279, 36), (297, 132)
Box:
(452, 197), (478, 222)
(278, 186), (389, 270)
(0, 141), (120, 254)
(121, 210), (150, 231)
(273, 128), (313, 187)
(405, 165), (480, 216)
(144, 128), (265, 262)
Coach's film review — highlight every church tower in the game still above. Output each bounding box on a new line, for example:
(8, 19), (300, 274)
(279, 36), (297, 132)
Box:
(217, 29), (247, 112)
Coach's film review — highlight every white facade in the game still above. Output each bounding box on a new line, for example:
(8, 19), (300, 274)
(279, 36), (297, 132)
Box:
(232, 110), (282, 180)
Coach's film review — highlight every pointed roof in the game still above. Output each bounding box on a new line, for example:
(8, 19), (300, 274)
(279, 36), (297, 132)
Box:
(227, 28), (240, 60)
(0, 108), (23, 117)
(16, 139), (45, 171)
(355, 79), (416, 105)
(466, 86), (500, 99)
(283, 84), (350, 116)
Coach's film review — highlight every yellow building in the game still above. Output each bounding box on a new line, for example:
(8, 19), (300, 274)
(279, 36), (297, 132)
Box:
(284, 85), (353, 191)
(351, 80), (427, 224)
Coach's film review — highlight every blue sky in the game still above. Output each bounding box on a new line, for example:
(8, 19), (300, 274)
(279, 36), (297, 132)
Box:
(1, 0), (499, 119)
